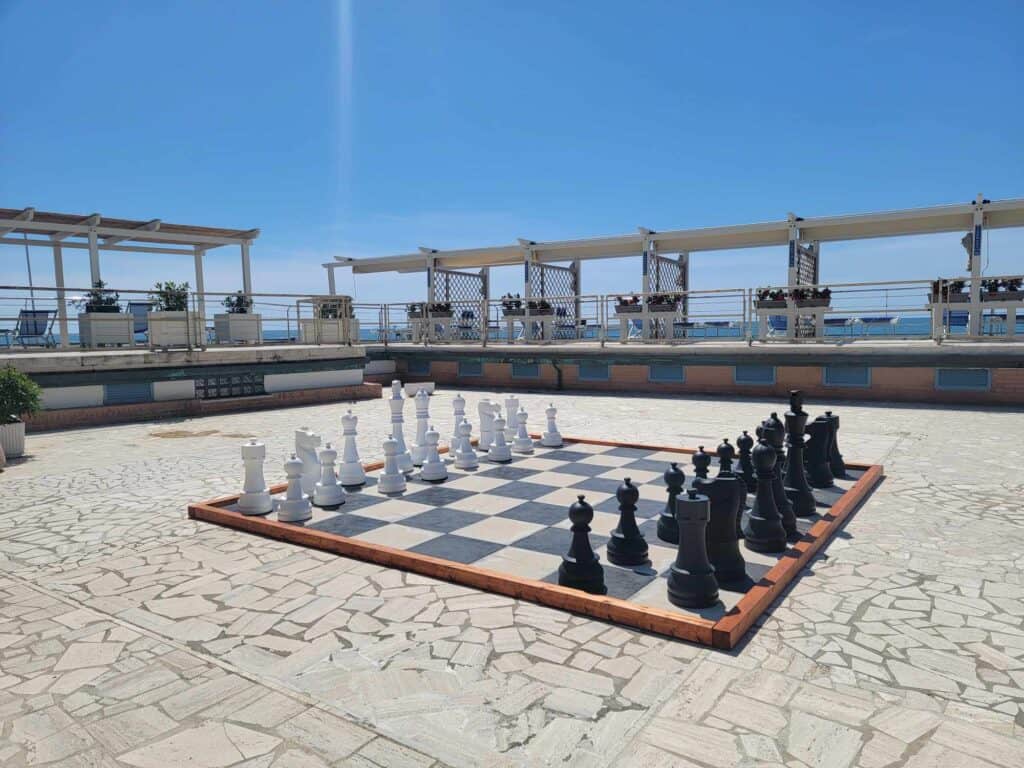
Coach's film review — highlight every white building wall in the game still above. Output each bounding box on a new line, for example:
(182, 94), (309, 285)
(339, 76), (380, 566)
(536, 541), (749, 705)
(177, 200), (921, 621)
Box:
(41, 386), (105, 410)
(153, 380), (196, 401)
(364, 359), (396, 375)
(263, 368), (363, 394)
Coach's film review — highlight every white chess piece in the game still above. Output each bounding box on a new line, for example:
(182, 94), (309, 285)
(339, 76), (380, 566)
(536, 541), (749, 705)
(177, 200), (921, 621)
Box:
(237, 440), (273, 515)
(419, 425), (448, 482)
(451, 393), (466, 447)
(295, 427), (321, 495)
(504, 397), (520, 428)
(513, 408), (534, 454)
(275, 453), (312, 522)
(378, 435), (407, 494)
(478, 399), (495, 451)
(454, 419), (478, 470)
(411, 388), (430, 466)
(488, 411), (512, 463)
(541, 403), (563, 447)
(388, 382), (414, 474)
(313, 443), (346, 508)
(339, 410), (366, 486)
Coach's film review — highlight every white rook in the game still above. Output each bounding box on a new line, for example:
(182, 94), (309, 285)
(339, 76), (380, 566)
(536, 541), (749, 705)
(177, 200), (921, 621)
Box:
(237, 440), (273, 515)
(339, 409), (366, 486)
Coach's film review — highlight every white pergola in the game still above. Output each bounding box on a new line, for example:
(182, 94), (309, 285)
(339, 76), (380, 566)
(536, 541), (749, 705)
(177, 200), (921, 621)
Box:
(325, 194), (1024, 334)
(0, 208), (259, 347)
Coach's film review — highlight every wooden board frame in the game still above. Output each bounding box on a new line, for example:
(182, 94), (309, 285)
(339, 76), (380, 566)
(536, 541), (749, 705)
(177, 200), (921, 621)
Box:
(188, 436), (883, 649)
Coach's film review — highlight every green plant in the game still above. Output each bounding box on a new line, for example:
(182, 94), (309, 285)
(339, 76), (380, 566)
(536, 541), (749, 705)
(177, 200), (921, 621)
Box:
(0, 366), (42, 424)
(81, 280), (121, 313)
(223, 291), (252, 314)
(149, 281), (190, 312)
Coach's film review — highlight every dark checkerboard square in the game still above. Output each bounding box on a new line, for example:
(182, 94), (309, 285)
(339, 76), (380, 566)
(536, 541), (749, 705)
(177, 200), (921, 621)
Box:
(401, 485), (477, 507)
(602, 564), (659, 599)
(555, 462), (614, 478)
(328, 490), (388, 512)
(477, 465), (536, 481)
(570, 476), (624, 495)
(409, 534), (504, 563)
(494, 481), (561, 502)
(604, 446), (659, 460)
(539, 449), (592, 463)
(622, 458), (670, 474)
(309, 514), (386, 537)
(402, 507), (488, 534)
(499, 502), (567, 526)
(595, 496), (664, 519)
(515, 527), (608, 556)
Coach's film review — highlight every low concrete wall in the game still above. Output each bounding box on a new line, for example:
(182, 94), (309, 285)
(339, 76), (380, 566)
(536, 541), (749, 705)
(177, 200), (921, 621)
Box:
(40, 385), (105, 410)
(263, 368), (363, 394)
(153, 380), (196, 402)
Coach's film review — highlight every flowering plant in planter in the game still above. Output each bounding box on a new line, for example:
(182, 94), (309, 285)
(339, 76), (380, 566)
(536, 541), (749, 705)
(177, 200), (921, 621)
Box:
(756, 288), (786, 302)
(501, 293), (523, 311)
(79, 280), (121, 313)
(223, 291), (253, 314)
(616, 295), (641, 307)
(646, 293), (682, 307)
(789, 286), (832, 306)
(526, 299), (553, 313)
(0, 366), (40, 426)
(930, 279), (967, 302)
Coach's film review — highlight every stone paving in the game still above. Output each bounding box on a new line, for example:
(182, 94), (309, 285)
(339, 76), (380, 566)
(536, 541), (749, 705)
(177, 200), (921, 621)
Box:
(1, 388), (1023, 767)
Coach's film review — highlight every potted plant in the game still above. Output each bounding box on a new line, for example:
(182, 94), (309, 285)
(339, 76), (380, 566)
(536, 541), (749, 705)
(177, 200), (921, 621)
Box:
(147, 281), (203, 348)
(647, 293), (682, 312)
(299, 299), (357, 344)
(929, 279), (969, 304)
(76, 280), (134, 347)
(1004, 277), (1024, 301)
(754, 287), (787, 309)
(526, 299), (553, 315)
(214, 291), (262, 343)
(0, 365), (41, 459)
(501, 294), (525, 316)
(792, 286), (831, 308)
(614, 295), (643, 314)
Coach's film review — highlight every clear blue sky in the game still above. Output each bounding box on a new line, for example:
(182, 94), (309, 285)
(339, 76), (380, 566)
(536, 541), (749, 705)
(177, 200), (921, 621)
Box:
(2, 0), (1022, 303)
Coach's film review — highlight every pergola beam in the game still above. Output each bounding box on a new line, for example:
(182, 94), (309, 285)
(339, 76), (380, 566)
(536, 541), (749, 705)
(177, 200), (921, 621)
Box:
(51, 213), (101, 242)
(0, 217), (256, 247)
(0, 207), (34, 237)
(102, 218), (161, 246)
(0, 237), (196, 256)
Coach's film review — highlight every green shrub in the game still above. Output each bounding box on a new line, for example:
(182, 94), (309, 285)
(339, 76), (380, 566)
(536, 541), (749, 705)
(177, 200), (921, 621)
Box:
(0, 366), (42, 423)
(149, 281), (191, 312)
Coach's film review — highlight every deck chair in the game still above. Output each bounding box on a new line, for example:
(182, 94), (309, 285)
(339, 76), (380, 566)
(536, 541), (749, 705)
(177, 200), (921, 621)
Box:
(126, 302), (154, 341)
(944, 310), (969, 335)
(455, 309), (479, 340)
(14, 309), (56, 347)
(767, 315), (788, 337)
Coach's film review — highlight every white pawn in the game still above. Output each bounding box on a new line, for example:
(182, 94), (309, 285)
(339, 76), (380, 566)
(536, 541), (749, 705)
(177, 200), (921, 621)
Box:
(237, 440), (273, 515)
(420, 425), (448, 482)
(313, 443), (346, 508)
(339, 410), (366, 486)
(276, 453), (312, 522)
(295, 427), (321, 495)
(505, 396), (520, 428)
(451, 393), (466, 448)
(513, 408), (534, 454)
(388, 382), (414, 474)
(541, 403), (563, 447)
(411, 388), (430, 466)
(488, 411), (512, 463)
(454, 419), (478, 470)
(478, 399), (495, 451)
(378, 435), (407, 494)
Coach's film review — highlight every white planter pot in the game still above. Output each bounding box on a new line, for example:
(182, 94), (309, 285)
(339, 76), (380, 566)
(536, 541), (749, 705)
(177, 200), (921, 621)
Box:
(299, 318), (358, 344)
(148, 311), (205, 348)
(214, 313), (263, 343)
(78, 313), (135, 348)
(0, 420), (26, 459)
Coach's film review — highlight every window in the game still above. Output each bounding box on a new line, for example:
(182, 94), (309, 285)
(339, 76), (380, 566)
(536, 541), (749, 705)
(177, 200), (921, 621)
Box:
(578, 362), (610, 381)
(512, 362), (540, 379)
(407, 358), (430, 376)
(935, 368), (990, 391)
(103, 382), (153, 405)
(195, 373), (264, 400)
(649, 363), (685, 383)
(457, 360), (483, 377)
(734, 365), (776, 385)
(823, 365), (871, 388)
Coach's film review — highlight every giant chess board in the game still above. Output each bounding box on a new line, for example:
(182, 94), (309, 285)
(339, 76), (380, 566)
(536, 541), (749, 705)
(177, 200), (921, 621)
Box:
(190, 437), (882, 648)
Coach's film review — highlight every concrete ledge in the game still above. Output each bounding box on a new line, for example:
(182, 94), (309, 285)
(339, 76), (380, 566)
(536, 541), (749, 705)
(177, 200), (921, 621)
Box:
(26, 383), (383, 433)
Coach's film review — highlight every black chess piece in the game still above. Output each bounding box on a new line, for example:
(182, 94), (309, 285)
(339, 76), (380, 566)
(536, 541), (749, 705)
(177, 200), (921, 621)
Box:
(557, 495), (606, 595)
(716, 438), (736, 476)
(716, 437), (748, 538)
(607, 478), (649, 567)
(783, 390), (817, 518)
(691, 446), (711, 485)
(742, 432), (788, 553)
(765, 412), (787, 472)
(804, 417), (836, 488)
(657, 462), (686, 544)
(667, 489), (720, 608)
(759, 421), (797, 540)
(694, 474), (747, 583)
(824, 410), (847, 478)
(736, 430), (756, 493)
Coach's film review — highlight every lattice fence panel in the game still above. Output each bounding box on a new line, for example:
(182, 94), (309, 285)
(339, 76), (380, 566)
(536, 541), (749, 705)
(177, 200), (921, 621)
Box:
(529, 263), (578, 338)
(793, 246), (819, 337)
(649, 254), (688, 338)
(432, 268), (485, 339)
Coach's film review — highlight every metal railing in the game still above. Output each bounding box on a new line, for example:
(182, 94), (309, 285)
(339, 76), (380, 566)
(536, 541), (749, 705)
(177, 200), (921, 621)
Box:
(0, 274), (1021, 351)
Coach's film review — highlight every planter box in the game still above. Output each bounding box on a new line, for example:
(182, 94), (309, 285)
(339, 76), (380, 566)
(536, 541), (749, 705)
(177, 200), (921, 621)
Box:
(214, 313), (263, 343)
(614, 305), (643, 314)
(794, 298), (831, 308)
(408, 310), (454, 319)
(647, 303), (679, 313)
(0, 420), (26, 459)
(148, 311), (205, 348)
(299, 318), (358, 344)
(930, 293), (970, 304)
(78, 312), (134, 347)
(502, 307), (526, 316)
(982, 291), (1024, 302)
(755, 300), (787, 309)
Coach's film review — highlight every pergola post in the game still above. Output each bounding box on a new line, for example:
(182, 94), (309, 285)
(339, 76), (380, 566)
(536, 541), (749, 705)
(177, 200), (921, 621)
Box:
(639, 229), (653, 293)
(193, 246), (207, 327)
(240, 240), (253, 296)
(969, 193), (985, 335)
(786, 213), (800, 286)
(87, 228), (101, 285)
(521, 242), (535, 299)
(426, 255), (437, 301)
(327, 265), (337, 296)
(52, 243), (70, 348)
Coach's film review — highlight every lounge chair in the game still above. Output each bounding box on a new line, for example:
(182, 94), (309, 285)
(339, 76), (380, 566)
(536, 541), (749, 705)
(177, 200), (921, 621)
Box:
(127, 301), (154, 342)
(14, 309), (56, 347)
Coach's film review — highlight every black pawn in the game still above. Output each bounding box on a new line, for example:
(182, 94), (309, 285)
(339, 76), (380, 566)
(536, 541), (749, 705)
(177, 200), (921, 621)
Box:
(557, 495), (606, 595)
(784, 390), (817, 518)
(804, 417), (836, 488)
(607, 478), (649, 567)
(736, 430), (756, 493)
(667, 489), (720, 608)
(657, 462), (686, 544)
(759, 422), (798, 540)
(824, 410), (847, 478)
(691, 446), (711, 484)
(694, 474), (747, 583)
(742, 432), (788, 553)
(716, 438), (736, 476)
